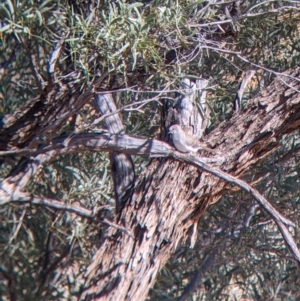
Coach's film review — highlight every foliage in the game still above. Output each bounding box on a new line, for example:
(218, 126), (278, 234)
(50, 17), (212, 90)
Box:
(151, 133), (300, 300)
(0, 0), (300, 300)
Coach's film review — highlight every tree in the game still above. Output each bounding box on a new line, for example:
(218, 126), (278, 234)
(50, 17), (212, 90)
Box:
(1, 0), (300, 300)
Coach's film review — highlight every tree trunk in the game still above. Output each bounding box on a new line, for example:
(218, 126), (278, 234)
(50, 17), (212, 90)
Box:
(79, 69), (300, 300)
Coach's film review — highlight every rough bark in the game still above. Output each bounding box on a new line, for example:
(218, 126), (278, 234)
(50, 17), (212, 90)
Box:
(78, 69), (300, 300)
(94, 94), (135, 213)
(1, 68), (300, 300)
(0, 71), (108, 150)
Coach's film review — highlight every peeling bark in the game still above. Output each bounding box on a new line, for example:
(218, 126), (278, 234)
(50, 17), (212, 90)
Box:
(0, 72), (108, 150)
(1, 69), (300, 300)
(94, 94), (135, 214)
(79, 69), (300, 300)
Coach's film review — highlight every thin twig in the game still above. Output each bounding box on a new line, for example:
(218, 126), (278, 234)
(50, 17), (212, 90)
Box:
(5, 191), (95, 218)
(173, 151), (300, 265)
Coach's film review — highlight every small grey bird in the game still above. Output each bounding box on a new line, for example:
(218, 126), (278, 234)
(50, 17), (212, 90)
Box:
(169, 124), (216, 153)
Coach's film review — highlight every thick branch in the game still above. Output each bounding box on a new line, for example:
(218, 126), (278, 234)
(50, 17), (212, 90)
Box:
(1, 68), (300, 300)
(175, 151), (300, 264)
(78, 68), (300, 300)
(94, 94), (135, 213)
(0, 133), (172, 158)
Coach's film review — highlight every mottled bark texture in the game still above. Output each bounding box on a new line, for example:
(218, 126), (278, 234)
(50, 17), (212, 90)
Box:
(94, 94), (135, 214)
(0, 72), (108, 150)
(79, 70), (300, 300)
(1, 67), (300, 300)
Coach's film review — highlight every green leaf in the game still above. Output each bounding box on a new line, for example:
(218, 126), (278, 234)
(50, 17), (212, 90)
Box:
(127, 2), (143, 9)
(0, 24), (11, 32)
(5, 0), (14, 18)
(109, 16), (122, 25)
(86, 8), (95, 27)
(132, 47), (137, 70)
(35, 9), (43, 26)
(39, 4), (55, 14)
(38, 0), (54, 10)
(0, 3), (12, 19)
(111, 41), (130, 57)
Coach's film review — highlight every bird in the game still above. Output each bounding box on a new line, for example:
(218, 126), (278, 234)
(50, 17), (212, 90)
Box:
(168, 124), (217, 153)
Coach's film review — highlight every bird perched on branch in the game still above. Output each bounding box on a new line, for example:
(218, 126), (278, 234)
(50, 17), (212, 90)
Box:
(169, 124), (217, 154)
